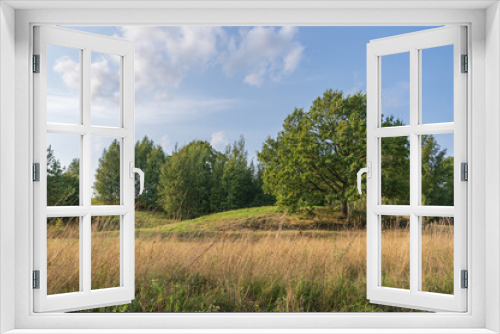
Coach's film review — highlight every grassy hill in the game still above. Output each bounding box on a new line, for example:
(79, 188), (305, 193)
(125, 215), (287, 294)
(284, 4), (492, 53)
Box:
(135, 206), (367, 241)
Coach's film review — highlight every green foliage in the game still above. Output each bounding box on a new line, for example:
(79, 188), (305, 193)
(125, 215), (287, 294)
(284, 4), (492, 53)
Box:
(80, 274), (416, 313)
(221, 137), (256, 211)
(208, 150), (227, 213)
(94, 139), (121, 205)
(422, 135), (454, 206)
(159, 141), (217, 219)
(157, 137), (274, 219)
(380, 116), (410, 205)
(49, 134), (271, 217)
(135, 136), (166, 209)
(47, 146), (79, 206)
(258, 90), (366, 215)
(258, 89), (453, 213)
(249, 162), (276, 207)
(380, 118), (453, 206)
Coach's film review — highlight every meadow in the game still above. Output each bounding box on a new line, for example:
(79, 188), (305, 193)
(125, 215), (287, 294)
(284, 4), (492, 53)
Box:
(46, 207), (454, 312)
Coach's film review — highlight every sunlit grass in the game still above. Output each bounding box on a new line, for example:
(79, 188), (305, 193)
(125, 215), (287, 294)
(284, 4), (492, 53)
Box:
(46, 208), (454, 312)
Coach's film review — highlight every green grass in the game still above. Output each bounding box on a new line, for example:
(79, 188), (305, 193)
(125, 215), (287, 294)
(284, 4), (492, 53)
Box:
(137, 206), (366, 233)
(135, 210), (175, 228)
(81, 273), (419, 313)
(187, 206), (281, 222)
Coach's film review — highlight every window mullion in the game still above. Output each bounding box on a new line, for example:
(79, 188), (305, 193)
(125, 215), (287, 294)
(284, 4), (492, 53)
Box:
(409, 47), (420, 294)
(82, 47), (92, 294)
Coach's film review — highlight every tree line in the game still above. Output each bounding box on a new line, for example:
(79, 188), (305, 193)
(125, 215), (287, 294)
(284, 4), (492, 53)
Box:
(47, 136), (274, 219)
(47, 89), (453, 219)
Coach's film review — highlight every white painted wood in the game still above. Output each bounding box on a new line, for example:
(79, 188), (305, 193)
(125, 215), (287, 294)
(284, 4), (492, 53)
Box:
(46, 206), (130, 217)
(371, 123), (455, 137)
(0, 2), (17, 333)
(3, 0), (497, 10)
(409, 44), (419, 298)
(46, 123), (131, 137)
(366, 26), (467, 312)
(81, 46), (92, 298)
(10, 5), (489, 333)
(1, 329), (498, 334)
(33, 26), (135, 313)
(485, 3), (500, 333)
(371, 206), (455, 217)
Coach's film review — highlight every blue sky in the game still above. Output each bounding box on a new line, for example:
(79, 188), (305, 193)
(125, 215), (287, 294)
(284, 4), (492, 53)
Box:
(46, 26), (454, 177)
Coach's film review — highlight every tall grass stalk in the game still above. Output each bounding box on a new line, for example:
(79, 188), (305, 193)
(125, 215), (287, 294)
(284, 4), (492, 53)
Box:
(46, 216), (453, 312)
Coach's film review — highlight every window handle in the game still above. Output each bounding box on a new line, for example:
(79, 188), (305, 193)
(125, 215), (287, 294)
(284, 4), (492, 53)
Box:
(357, 162), (371, 195)
(129, 162), (145, 195)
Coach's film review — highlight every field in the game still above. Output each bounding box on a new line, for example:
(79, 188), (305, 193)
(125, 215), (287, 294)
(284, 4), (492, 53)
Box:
(46, 207), (454, 312)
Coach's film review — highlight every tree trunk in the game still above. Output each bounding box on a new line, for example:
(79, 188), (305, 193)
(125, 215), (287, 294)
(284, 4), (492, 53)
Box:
(340, 200), (348, 217)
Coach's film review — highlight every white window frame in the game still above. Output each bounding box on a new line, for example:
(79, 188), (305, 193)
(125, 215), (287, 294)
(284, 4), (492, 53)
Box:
(33, 25), (136, 313)
(366, 26), (467, 312)
(1, 1), (499, 333)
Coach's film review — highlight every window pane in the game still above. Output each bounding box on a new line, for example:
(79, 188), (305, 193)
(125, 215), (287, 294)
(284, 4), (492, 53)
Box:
(421, 45), (454, 124)
(91, 215), (121, 290)
(381, 215), (410, 290)
(421, 133), (454, 206)
(47, 133), (80, 206)
(381, 52), (410, 127)
(421, 216), (454, 294)
(46, 44), (81, 124)
(91, 137), (121, 205)
(91, 52), (121, 128)
(381, 136), (410, 205)
(47, 217), (80, 295)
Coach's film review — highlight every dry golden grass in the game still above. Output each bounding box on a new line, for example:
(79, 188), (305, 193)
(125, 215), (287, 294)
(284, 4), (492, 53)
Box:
(47, 215), (454, 312)
(421, 217), (454, 293)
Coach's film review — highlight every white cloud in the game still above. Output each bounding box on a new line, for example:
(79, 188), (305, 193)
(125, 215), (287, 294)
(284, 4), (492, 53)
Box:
(283, 45), (304, 74)
(53, 56), (80, 89)
(90, 55), (120, 102)
(90, 55), (121, 126)
(53, 54), (121, 125)
(118, 26), (304, 92)
(222, 26), (304, 86)
(47, 92), (238, 127)
(243, 69), (266, 86)
(135, 97), (238, 125)
(51, 26), (304, 127)
(160, 135), (171, 152)
(46, 94), (80, 123)
(53, 26), (305, 100)
(118, 26), (226, 96)
(210, 131), (228, 151)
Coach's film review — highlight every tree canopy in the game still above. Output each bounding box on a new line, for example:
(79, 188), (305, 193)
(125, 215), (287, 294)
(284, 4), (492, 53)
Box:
(421, 135), (454, 206)
(258, 90), (367, 215)
(47, 145), (79, 206)
(158, 141), (216, 219)
(257, 89), (453, 214)
(157, 138), (273, 220)
(94, 139), (121, 205)
(135, 136), (167, 210)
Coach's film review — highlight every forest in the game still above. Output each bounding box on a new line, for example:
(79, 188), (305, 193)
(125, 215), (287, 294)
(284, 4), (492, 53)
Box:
(48, 89), (454, 218)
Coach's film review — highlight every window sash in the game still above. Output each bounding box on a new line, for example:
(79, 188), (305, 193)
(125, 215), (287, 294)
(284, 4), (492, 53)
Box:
(366, 26), (468, 312)
(33, 25), (136, 313)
